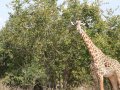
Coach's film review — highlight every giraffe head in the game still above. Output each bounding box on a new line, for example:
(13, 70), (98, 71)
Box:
(71, 20), (84, 33)
(76, 20), (84, 33)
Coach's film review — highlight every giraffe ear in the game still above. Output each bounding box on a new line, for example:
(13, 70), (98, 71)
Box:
(71, 21), (75, 25)
(81, 22), (85, 26)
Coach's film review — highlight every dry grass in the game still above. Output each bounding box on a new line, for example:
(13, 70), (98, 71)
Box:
(0, 83), (95, 90)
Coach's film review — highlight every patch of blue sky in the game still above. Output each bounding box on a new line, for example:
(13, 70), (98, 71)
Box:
(0, 0), (120, 29)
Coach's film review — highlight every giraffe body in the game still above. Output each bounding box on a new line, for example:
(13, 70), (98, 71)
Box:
(91, 56), (120, 90)
(75, 20), (120, 90)
(92, 53), (120, 77)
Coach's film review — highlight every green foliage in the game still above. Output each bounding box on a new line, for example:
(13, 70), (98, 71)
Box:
(0, 0), (119, 89)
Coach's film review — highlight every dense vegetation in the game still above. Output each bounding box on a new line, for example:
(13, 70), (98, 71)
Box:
(0, 0), (120, 89)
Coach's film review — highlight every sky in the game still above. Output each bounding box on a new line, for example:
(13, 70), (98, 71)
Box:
(0, 0), (12, 29)
(0, 0), (120, 29)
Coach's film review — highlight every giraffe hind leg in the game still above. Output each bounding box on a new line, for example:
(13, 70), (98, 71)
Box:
(116, 71), (120, 89)
(109, 75), (118, 90)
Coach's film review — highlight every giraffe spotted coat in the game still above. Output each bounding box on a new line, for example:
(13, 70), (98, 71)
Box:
(76, 20), (120, 90)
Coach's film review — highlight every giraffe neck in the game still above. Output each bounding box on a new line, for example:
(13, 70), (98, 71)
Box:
(78, 29), (104, 60)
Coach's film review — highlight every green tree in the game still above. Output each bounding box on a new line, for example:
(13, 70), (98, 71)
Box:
(0, 0), (119, 90)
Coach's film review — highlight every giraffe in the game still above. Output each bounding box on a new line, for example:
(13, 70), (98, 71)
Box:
(74, 20), (120, 90)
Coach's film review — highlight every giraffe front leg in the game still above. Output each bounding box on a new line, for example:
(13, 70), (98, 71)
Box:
(116, 71), (120, 89)
(98, 75), (104, 90)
